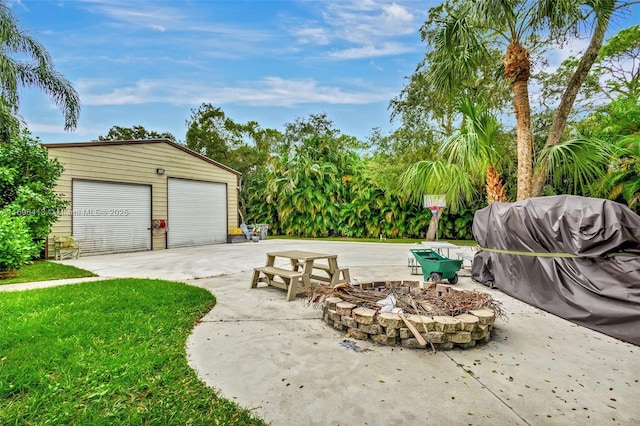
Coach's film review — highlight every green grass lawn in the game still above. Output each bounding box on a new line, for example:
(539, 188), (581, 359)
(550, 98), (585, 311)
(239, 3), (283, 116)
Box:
(0, 261), (96, 285)
(0, 279), (265, 425)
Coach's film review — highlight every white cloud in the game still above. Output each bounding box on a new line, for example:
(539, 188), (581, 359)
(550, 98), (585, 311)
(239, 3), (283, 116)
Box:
(289, 0), (428, 60)
(324, 1), (418, 44)
(6, 0), (27, 11)
(381, 3), (415, 32)
(78, 0), (272, 40)
(28, 122), (101, 138)
(328, 42), (414, 60)
(544, 37), (591, 70)
(79, 1), (184, 31)
(295, 26), (331, 45)
(77, 77), (396, 107)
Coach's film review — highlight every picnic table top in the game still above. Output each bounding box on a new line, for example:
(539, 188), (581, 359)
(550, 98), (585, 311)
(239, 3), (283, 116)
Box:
(420, 241), (460, 249)
(266, 250), (337, 260)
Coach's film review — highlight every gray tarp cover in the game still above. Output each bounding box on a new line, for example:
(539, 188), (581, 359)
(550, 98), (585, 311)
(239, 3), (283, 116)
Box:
(471, 195), (640, 345)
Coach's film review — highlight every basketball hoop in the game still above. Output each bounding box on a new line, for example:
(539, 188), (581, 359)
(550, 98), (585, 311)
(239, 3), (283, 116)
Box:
(423, 195), (446, 209)
(423, 195), (446, 241)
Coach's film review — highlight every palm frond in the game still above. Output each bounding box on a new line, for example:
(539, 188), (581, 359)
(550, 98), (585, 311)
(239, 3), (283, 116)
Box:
(399, 160), (478, 213)
(424, 11), (490, 93)
(536, 138), (612, 194)
(439, 132), (485, 179)
(0, 4), (80, 131)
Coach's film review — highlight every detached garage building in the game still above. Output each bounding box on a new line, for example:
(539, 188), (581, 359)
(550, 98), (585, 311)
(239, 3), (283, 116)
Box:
(45, 139), (240, 256)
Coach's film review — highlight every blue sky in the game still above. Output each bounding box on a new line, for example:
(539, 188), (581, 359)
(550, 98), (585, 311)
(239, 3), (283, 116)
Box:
(9, 1), (640, 144)
(11, 0), (439, 143)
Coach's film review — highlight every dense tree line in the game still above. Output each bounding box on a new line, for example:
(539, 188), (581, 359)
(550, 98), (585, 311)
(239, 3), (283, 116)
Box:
(181, 8), (639, 238)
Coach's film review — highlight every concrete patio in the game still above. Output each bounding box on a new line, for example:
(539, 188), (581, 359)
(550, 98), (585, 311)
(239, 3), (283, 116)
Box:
(5, 239), (639, 425)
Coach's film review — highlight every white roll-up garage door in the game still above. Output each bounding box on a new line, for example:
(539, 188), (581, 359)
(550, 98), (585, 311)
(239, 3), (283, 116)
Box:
(167, 178), (227, 248)
(72, 180), (151, 255)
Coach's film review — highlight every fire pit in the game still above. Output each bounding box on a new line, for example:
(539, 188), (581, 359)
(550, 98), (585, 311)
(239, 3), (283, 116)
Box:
(309, 280), (503, 351)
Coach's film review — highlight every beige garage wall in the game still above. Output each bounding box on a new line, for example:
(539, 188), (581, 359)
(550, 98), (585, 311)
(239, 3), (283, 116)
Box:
(45, 140), (240, 257)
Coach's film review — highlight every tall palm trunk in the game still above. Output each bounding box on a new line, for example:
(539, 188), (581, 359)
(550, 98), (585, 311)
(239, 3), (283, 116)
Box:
(505, 41), (534, 200)
(531, 8), (612, 196)
(486, 164), (507, 203)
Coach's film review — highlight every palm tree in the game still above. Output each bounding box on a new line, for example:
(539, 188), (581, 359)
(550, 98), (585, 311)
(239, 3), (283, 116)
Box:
(400, 98), (508, 212)
(0, 3), (80, 141)
(401, 95), (611, 212)
(531, 0), (618, 196)
(440, 97), (508, 204)
(422, 0), (617, 200)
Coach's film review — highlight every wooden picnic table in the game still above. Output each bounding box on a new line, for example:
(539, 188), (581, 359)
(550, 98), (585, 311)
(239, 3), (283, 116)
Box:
(420, 241), (461, 258)
(250, 250), (350, 301)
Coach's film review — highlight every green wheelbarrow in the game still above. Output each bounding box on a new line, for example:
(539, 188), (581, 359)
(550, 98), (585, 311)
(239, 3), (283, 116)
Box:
(410, 248), (463, 284)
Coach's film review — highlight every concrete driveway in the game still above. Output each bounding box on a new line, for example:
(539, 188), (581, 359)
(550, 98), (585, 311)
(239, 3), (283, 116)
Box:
(23, 240), (640, 425)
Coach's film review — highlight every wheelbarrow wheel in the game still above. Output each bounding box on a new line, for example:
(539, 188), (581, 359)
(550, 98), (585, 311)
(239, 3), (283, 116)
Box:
(429, 272), (442, 282)
(448, 273), (458, 285)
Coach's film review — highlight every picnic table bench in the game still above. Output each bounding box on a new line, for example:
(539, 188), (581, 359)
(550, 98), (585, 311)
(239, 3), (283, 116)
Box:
(251, 250), (350, 301)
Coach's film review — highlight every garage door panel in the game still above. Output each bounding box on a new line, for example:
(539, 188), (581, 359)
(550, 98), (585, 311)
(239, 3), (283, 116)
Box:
(168, 179), (227, 248)
(73, 180), (151, 254)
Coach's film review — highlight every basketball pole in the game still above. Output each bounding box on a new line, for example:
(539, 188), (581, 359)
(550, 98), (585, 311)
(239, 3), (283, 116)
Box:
(429, 206), (439, 241)
(424, 195), (445, 242)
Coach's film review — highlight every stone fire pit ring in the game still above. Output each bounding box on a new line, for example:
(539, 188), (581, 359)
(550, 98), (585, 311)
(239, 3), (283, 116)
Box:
(312, 280), (501, 351)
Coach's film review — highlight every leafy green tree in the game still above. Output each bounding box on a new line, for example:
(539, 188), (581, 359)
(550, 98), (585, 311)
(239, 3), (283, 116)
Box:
(278, 113), (366, 157)
(0, 2), (80, 141)
(533, 57), (602, 122)
(593, 24), (640, 101)
(531, 0), (624, 195)
(251, 134), (360, 237)
(283, 113), (337, 147)
(529, 23), (640, 197)
(364, 126), (440, 194)
(241, 112), (480, 239)
(241, 165), (279, 228)
(400, 98), (510, 211)
(0, 132), (68, 261)
(439, 97), (511, 203)
(0, 99), (21, 143)
(578, 97), (640, 209)
(390, 43), (510, 136)
(418, 0), (619, 200)
(185, 103), (276, 175)
(439, 205), (479, 240)
(338, 170), (434, 239)
(185, 104), (281, 224)
(186, 104), (236, 165)
(596, 134), (640, 210)
(244, 113), (369, 236)
(531, 24), (639, 151)
(579, 97), (640, 141)
(96, 125), (177, 142)
(534, 20), (640, 198)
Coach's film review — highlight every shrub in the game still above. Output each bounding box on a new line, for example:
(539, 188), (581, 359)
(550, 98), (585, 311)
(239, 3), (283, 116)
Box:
(0, 132), (68, 243)
(0, 210), (39, 273)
